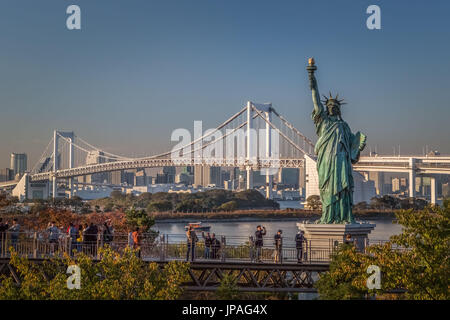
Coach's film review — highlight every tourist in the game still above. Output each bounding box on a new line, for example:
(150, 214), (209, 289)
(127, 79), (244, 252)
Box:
(0, 218), (8, 255)
(68, 223), (78, 255)
(186, 225), (198, 262)
(132, 227), (141, 258)
(202, 232), (212, 259)
(210, 233), (221, 260)
(273, 229), (283, 264)
(84, 223), (98, 256)
(344, 233), (354, 245)
(295, 231), (306, 263)
(76, 224), (84, 252)
(127, 229), (134, 248)
(47, 221), (60, 254)
(254, 225), (266, 262)
(103, 220), (113, 247)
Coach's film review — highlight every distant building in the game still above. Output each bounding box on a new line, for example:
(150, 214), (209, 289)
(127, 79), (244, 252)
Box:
(10, 153), (27, 177)
(83, 151), (108, 184)
(443, 183), (450, 198)
(279, 168), (300, 189)
(163, 166), (176, 183)
(305, 154), (320, 200)
(252, 171), (266, 188)
(392, 178), (400, 193)
(304, 154), (376, 203)
(175, 172), (194, 185)
(110, 170), (125, 185)
(124, 171), (135, 185)
(134, 169), (147, 186)
(194, 165), (221, 187)
(0, 168), (14, 182)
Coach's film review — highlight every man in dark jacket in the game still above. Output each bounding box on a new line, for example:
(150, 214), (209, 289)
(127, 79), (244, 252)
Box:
(254, 225), (266, 262)
(295, 231), (306, 263)
(84, 223), (98, 256)
(210, 233), (221, 259)
(103, 221), (113, 246)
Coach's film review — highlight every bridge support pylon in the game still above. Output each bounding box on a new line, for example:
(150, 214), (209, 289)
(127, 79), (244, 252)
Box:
(430, 176), (437, 205)
(408, 158), (416, 198)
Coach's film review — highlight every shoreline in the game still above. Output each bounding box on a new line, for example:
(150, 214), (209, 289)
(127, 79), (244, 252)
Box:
(152, 211), (397, 224)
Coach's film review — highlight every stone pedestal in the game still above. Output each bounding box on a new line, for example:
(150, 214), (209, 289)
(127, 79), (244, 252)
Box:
(296, 222), (376, 261)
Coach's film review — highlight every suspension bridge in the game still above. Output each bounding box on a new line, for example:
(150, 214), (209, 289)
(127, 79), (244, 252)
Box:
(2, 101), (450, 203)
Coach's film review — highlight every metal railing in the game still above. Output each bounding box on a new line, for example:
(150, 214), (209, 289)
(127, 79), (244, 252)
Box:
(0, 231), (398, 264)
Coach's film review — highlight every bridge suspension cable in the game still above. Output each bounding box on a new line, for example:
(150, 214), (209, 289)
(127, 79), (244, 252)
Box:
(252, 106), (312, 156)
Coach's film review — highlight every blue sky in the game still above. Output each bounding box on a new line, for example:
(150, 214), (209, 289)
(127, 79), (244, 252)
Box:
(0, 0), (449, 168)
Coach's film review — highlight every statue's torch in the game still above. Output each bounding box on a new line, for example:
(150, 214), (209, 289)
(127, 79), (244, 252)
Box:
(306, 57), (317, 89)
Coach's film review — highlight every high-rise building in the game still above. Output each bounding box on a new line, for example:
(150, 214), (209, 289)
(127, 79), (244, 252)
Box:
(111, 170), (125, 185)
(135, 169), (147, 186)
(10, 153), (27, 177)
(0, 168), (14, 182)
(124, 171), (135, 185)
(175, 172), (194, 185)
(84, 151), (108, 184)
(194, 165), (222, 187)
(392, 178), (400, 193)
(279, 168), (300, 189)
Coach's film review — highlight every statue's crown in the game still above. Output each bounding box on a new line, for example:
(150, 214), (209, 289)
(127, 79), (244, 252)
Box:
(321, 92), (346, 107)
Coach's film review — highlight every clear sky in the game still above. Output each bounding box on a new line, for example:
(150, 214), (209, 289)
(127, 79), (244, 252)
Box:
(1, 0), (449, 169)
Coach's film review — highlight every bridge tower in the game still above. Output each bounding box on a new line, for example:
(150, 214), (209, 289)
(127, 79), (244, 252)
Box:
(246, 101), (274, 199)
(52, 130), (74, 199)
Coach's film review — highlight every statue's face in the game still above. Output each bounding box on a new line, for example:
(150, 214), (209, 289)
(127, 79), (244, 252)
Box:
(327, 101), (341, 116)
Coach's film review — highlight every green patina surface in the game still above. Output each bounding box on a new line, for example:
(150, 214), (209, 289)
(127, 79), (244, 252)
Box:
(307, 61), (366, 224)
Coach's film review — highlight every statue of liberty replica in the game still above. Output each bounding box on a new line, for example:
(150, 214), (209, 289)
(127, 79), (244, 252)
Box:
(307, 58), (367, 224)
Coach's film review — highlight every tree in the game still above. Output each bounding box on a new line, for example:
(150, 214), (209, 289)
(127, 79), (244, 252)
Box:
(306, 195), (321, 210)
(125, 207), (154, 231)
(219, 201), (238, 211)
(315, 203), (450, 300)
(146, 200), (173, 213)
(0, 247), (190, 300)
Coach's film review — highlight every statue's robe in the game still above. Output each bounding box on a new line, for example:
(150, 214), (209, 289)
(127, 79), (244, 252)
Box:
(312, 107), (363, 224)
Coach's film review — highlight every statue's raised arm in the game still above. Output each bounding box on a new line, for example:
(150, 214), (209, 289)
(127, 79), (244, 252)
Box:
(307, 58), (324, 116)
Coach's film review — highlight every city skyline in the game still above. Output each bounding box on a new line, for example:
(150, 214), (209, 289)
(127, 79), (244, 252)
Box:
(1, 0), (450, 169)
